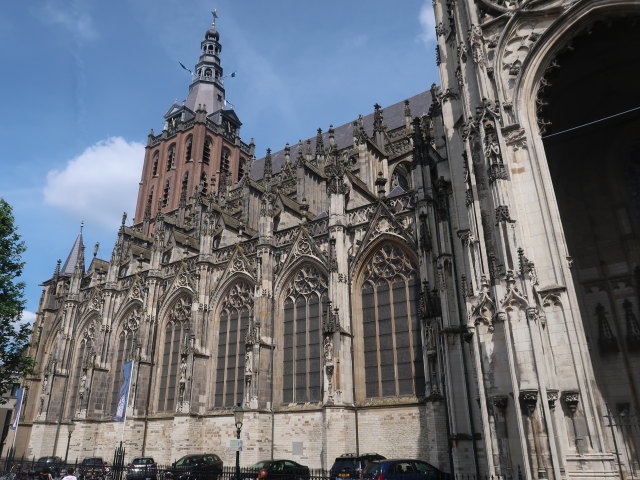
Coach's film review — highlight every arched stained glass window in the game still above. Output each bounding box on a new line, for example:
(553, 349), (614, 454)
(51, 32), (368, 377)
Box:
(361, 244), (424, 398)
(158, 297), (191, 412)
(109, 308), (140, 415)
(68, 338), (87, 415)
(214, 280), (254, 408)
(282, 265), (328, 404)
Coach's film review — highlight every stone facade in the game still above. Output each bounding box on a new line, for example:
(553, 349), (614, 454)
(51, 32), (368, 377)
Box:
(18, 2), (640, 479)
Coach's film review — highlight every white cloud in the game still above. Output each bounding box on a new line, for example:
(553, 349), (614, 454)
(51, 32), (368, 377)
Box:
(418, 0), (437, 45)
(43, 137), (145, 230)
(40, 0), (98, 41)
(20, 310), (37, 327)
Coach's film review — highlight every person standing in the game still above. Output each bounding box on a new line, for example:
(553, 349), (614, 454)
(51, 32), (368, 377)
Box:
(62, 468), (78, 480)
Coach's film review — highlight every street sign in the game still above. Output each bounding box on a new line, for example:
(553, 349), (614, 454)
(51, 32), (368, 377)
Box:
(230, 438), (243, 451)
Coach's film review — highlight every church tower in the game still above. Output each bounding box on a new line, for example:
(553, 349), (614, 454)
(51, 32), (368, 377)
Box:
(432, 0), (640, 478)
(133, 15), (254, 226)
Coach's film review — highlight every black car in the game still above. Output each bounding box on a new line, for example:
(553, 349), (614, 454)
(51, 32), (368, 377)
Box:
(127, 458), (157, 480)
(168, 454), (223, 480)
(78, 458), (109, 480)
(330, 454), (386, 480)
(32, 457), (64, 478)
(362, 459), (451, 480)
(249, 460), (310, 480)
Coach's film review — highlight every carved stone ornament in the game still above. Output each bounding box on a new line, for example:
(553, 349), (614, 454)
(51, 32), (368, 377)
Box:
(492, 395), (508, 411)
(124, 307), (141, 333)
(364, 244), (415, 283)
(563, 391), (580, 415)
(547, 390), (559, 409)
(169, 296), (192, 324)
(495, 205), (513, 224)
(90, 288), (105, 311)
(288, 265), (328, 297)
(471, 289), (497, 332)
(502, 126), (528, 150)
(129, 279), (146, 301)
(222, 281), (254, 313)
(519, 389), (538, 415)
(323, 306), (341, 334)
(468, 24), (485, 66)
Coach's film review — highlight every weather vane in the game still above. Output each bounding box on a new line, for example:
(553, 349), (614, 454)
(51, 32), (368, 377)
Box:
(211, 8), (218, 27)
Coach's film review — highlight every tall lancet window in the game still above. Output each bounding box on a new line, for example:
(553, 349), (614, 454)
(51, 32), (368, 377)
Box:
(282, 264), (328, 404)
(158, 296), (191, 412)
(109, 308), (140, 415)
(203, 138), (212, 165)
(214, 280), (254, 408)
(67, 336), (88, 416)
(360, 244), (424, 398)
(221, 148), (230, 175)
(185, 136), (193, 163)
(152, 151), (159, 176)
(167, 144), (176, 171)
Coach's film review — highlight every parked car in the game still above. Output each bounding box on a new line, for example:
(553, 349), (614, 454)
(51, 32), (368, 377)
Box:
(127, 458), (157, 480)
(168, 454), (223, 480)
(362, 460), (451, 480)
(78, 458), (109, 480)
(248, 460), (310, 480)
(330, 454), (386, 480)
(31, 457), (64, 479)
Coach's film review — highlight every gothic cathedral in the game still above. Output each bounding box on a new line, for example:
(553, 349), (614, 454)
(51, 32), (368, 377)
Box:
(19, 1), (640, 478)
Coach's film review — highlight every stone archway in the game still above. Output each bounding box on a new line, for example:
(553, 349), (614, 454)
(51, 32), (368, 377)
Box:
(537, 15), (640, 473)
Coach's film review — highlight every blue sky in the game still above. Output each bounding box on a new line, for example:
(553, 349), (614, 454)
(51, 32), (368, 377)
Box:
(0, 0), (438, 319)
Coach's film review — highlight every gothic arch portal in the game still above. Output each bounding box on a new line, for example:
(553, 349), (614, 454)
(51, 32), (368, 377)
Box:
(512, 2), (640, 470)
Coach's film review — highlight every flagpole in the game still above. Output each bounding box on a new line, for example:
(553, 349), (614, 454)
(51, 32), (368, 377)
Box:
(120, 361), (134, 444)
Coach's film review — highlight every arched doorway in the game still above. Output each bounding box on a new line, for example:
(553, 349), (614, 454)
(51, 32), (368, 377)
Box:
(538, 15), (640, 473)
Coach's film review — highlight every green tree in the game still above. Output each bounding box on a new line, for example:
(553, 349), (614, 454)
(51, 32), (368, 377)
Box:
(0, 198), (33, 400)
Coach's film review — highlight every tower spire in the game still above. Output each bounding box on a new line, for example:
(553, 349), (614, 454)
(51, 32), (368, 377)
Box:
(184, 12), (227, 115)
(60, 224), (85, 277)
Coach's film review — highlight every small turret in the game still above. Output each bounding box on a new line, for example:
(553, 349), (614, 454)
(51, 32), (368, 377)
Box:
(263, 148), (273, 179)
(315, 128), (325, 164)
(185, 12), (228, 117)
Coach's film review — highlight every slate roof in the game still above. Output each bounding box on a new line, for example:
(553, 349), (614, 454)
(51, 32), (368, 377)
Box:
(249, 90), (432, 180)
(60, 232), (84, 276)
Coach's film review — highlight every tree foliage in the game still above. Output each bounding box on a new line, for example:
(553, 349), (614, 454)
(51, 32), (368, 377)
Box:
(0, 198), (33, 399)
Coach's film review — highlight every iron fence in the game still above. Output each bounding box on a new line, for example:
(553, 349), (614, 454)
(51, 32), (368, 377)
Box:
(0, 457), (520, 480)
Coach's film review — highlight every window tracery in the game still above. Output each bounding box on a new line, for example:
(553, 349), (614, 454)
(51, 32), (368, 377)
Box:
(214, 280), (254, 407)
(68, 318), (100, 416)
(391, 165), (410, 191)
(282, 265), (328, 404)
(360, 244), (424, 399)
(109, 307), (140, 415)
(159, 297), (191, 412)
